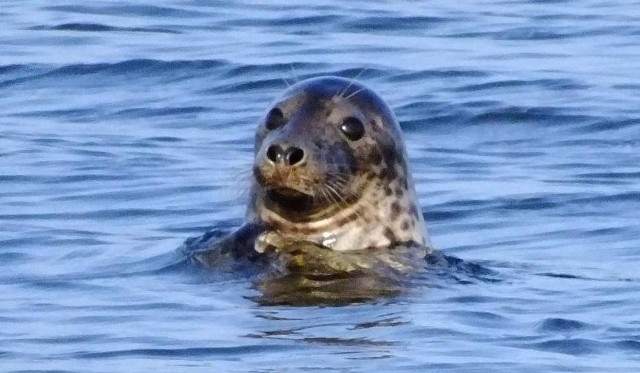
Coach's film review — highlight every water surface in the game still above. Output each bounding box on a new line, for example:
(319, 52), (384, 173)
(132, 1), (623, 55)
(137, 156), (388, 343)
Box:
(1, 1), (640, 372)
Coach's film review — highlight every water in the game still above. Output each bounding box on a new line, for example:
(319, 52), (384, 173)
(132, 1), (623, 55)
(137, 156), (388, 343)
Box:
(1, 0), (640, 371)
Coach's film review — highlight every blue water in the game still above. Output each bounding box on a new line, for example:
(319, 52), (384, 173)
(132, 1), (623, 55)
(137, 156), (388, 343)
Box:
(2, 1), (640, 371)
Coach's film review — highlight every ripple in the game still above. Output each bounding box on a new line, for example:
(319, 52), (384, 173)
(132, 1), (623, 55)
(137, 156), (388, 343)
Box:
(575, 171), (640, 181)
(302, 337), (393, 347)
(0, 252), (29, 264)
(72, 345), (292, 359)
(142, 136), (184, 143)
(0, 207), (211, 221)
(450, 310), (510, 327)
(31, 23), (180, 34)
(401, 113), (469, 129)
(5, 370), (75, 373)
(455, 78), (588, 92)
(0, 64), (27, 75)
(213, 78), (292, 94)
(535, 318), (592, 333)
(530, 338), (605, 355)
(48, 59), (226, 76)
(10, 108), (97, 119)
(350, 316), (406, 330)
(342, 16), (456, 32)
(616, 339), (640, 351)
(0, 59), (228, 88)
(426, 209), (478, 222)
(221, 62), (327, 78)
(42, 4), (205, 18)
(469, 106), (591, 125)
(496, 197), (559, 211)
(449, 26), (610, 40)
(222, 14), (345, 29)
(112, 106), (211, 118)
(388, 69), (489, 82)
(581, 118), (640, 133)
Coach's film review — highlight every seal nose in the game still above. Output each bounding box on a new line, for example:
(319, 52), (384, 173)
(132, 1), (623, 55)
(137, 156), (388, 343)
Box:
(266, 144), (305, 166)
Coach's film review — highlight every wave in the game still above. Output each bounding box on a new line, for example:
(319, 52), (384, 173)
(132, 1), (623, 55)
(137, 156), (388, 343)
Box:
(30, 23), (180, 34)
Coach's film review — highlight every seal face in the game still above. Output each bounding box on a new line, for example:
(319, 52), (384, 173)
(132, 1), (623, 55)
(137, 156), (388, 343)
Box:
(247, 76), (430, 252)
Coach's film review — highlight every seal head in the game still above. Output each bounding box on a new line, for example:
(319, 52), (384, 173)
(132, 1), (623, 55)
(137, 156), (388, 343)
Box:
(248, 76), (429, 252)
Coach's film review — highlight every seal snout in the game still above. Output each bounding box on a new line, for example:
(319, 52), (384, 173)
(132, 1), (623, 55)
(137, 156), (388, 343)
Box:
(265, 144), (306, 167)
(255, 139), (314, 198)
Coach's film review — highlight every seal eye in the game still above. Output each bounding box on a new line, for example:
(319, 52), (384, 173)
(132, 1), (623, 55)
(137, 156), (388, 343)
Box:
(265, 108), (286, 130)
(340, 117), (365, 141)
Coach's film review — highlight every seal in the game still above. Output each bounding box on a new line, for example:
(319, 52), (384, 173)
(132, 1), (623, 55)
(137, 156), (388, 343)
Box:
(249, 76), (430, 253)
(186, 76), (432, 277)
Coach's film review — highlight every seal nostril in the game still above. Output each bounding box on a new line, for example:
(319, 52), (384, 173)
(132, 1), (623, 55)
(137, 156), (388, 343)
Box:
(266, 145), (282, 163)
(285, 147), (304, 166)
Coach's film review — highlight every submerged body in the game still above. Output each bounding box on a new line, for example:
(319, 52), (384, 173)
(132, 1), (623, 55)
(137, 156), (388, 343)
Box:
(185, 76), (434, 291)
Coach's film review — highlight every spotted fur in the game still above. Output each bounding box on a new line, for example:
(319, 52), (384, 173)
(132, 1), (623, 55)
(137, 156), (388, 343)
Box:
(247, 76), (430, 252)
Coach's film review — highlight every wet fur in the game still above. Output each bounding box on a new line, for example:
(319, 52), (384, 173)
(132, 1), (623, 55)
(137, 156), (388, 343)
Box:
(248, 76), (430, 252)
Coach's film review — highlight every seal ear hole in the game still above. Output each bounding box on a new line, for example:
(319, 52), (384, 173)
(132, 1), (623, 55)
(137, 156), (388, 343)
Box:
(340, 117), (365, 141)
(266, 108), (286, 130)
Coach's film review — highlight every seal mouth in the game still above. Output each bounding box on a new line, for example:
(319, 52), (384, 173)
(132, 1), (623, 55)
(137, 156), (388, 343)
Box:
(266, 187), (315, 212)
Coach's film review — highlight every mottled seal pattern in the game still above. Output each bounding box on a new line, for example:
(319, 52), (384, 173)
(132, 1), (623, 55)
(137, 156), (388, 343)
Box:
(246, 76), (431, 253)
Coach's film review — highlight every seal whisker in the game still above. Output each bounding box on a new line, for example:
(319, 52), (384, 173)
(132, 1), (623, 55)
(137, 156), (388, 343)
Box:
(324, 180), (367, 224)
(339, 68), (368, 98)
(327, 171), (349, 185)
(332, 171), (357, 187)
(224, 167), (253, 199)
(231, 167), (253, 178)
(345, 86), (367, 100)
(328, 176), (380, 218)
(321, 184), (355, 221)
(290, 64), (300, 83)
(321, 182), (369, 231)
(326, 177), (350, 196)
(318, 185), (338, 210)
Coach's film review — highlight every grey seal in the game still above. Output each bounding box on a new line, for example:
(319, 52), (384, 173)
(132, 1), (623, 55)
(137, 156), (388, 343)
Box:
(186, 76), (433, 278)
